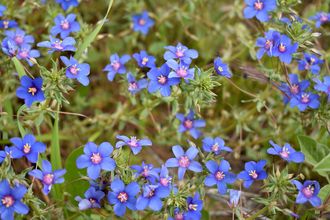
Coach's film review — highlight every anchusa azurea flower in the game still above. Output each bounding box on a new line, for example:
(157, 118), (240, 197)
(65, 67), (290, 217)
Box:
(51, 14), (80, 38)
(267, 140), (304, 163)
(28, 160), (66, 195)
(238, 160), (267, 188)
(75, 187), (105, 210)
(108, 178), (140, 217)
(133, 50), (156, 69)
(136, 184), (169, 211)
(76, 142), (116, 180)
(10, 134), (46, 163)
(0, 20), (18, 29)
(298, 53), (323, 75)
(243, 0), (277, 22)
(166, 59), (195, 82)
(204, 160), (236, 194)
(56, 0), (79, 11)
(309, 12), (330, 28)
(4, 28), (34, 47)
(176, 110), (205, 139)
(255, 30), (280, 59)
(0, 180), (29, 220)
(202, 137), (232, 155)
(115, 135), (152, 155)
(184, 192), (203, 219)
(60, 56), (90, 86)
(228, 189), (241, 208)
(291, 180), (322, 207)
(213, 57), (232, 78)
(273, 34), (298, 64)
(37, 36), (76, 53)
(147, 63), (180, 97)
(16, 44), (40, 66)
(103, 53), (130, 81)
(132, 11), (154, 35)
(278, 73), (309, 104)
(313, 76), (330, 100)
(16, 76), (45, 108)
(289, 92), (320, 111)
(130, 161), (159, 182)
(164, 42), (198, 64)
(126, 73), (148, 95)
(165, 145), (202, 180)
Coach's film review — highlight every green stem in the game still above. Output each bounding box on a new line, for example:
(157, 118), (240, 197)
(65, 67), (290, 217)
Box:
(246, 205), (269, 220)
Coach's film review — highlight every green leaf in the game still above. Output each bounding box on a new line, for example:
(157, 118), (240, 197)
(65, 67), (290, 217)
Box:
(319, 184), (330, 202)
(201, 209), (210, 220)
(17, 105), (27, 136)
(297, 135), (329, 165)
(74, 0), (114, 59)
(314, 153), (330, 172)
(12, 57), (26, 78)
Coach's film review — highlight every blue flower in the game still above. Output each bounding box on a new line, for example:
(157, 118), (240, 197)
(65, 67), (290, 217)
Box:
(243, 0), (277, 22)
(166, 59), (195, 82)
(4, 28), (34, 47)
(314, 76), (330, 100)
(60, 56), (90, 86)
(16, 44), (40, 66)
(103, 54), (130, 81)
(10, 134), (46, 163)
(133, 50), (156, 69)
(76, 142), (116, 180)
(37, 36), (76, 53)
(132, 11), (154, 35)
(164, 43), (198, 64)
(237, 160), (267, 188)
(158, 165), (173, 195)
(28, 160), (66, 195)
(147, 64), (180, 97)
(176, 110), (205, 139)
(228, 189), (241, 208)
(267, 140), (304, 163)
(130, 161), (160, 182)
(75, 187), (105, 210)
(0, 149), (6, 164)
(136, 184), (169, 211)
(126, 73), (148, 95)
(273, 34), (298, 64)
(204, 160), (236, 194)
(0, 20), (18, 29)
(108, 178), (140, 217)
(289, 92), (320, 111)
(310, 12), (330, 28)
(184, 193), (203, 220)
(115, 135), (152, 155)
(165, 145), (202, 180)
(214, 57), (232, 78)
(0, 5), (6, 16)
(202, 137), (232, 155)
(168, 208), (185, 220)
(255, 30), (280, 59)
(0, 180), (29, 220)
(2, 38), (18, 57)
(278, 73), (309, 104)
(51, 14), (80, 38)
(16, 76), (45, 108)
(298, 53), (323, 75)
(56, 0), (79, 11)
(291, 180), (322, 207)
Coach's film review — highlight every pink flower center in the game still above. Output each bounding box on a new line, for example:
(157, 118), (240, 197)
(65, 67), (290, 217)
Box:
(69, 65), (79, 75)
(23, 143), (31, 154)
(215, 171), (225, 181)
(174, 213), (184, 220)
(157, 75), (167, 84)
(280, 147), (290, 158)
(19, 50), (28, 59)
(117, 192), (128, 203)
(254, 1), (264, 10)
(89, 198), (96, 204)
(61, 20), (70, 30)
(290, 84), (299, 94)
(176, 49), (184, 58)
(3, 20), (9, 29)
(1, 195), (14, 208)
(265, 40), (273, 50)
(279, 43), (286, 53)
(111, 61), (121, 71)
(211, 143), (219, 152)
(129, 82), (138, 91)
(184, 119), (193, 129)
(43, 173), (54, 185)
(179, 156), (190, 168)
(188, 203), (198, 211)
(309, 57), (316, 64)
(142, 57), (149, 65)
(91, 153), (102, 164)
(138, 19), (146, 26)
(53, 41), (63, 50)
(142, 166), (149, 177)
(28, 87), (37, 96)
(15, 36), (23, 44)
(148, 189), (155, 198)
(301, 93), (310, 103)
(320, 14), (328, 22)
(160, 177), (170, 186)
(302, 185), (314, 198)
(128, 136), (139, 148)
(177, 67), (188, 77)
(249, 170), (258, 179)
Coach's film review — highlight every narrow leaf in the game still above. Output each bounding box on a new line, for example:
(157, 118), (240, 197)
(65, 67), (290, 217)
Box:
(12, 57), (26, 78)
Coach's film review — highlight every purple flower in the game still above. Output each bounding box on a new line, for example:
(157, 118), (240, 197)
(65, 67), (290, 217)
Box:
(28, 160), (66, 195)
(184, 193), (203, 220)
(108, 178), (140, 217)
(4, 28), (34, 47)
(165, 145), (202, 180)
(0, 5), (6, 16)
(103, 54), (130, 81)
(237, 160), (267, 188)
(0, 20), (18, 29)
(310, 12), (330, 28)
(126, 73), (148, 95)
(0, 180), (29, 220)
(60, 56), (90, 86)
(115, 135), (152, 155)
(147, 64), (180, 97)
(76, 142), (116, 180)
(16, 76), (45, 108)
(136, 184), (169, 211)
(204, 160), (236, 194)
(176, 110), (205, 139)
(273, 34), (298, 64)
(16, 44), (40, 66)
(168, 208), (185, 220)
(289, 92), (320, 111)
(298, 53), (323, 75)
(267, 140), (304, 163)
(51, 14), (80, 38)
(56, 0), (79, 11)
(166, 59), (195, 82)
(130, 161), (160, 182)
(37, 36), (76, 53)
(314, 76), (330, 100)
(291, 180), (322, 207)
(255, 30), (280, 59)
(0, 149), (6, 164)
(243, 0), (277, 22)
(228, 189), (241, 208)
(10, 134), (46, 163)
(2, 38), (18, 57)
(202, 137), (232, 155)
(133, 50), (156, 69)
(279, 73), (309, 104)
(164, 43), (198, 64)
(214, 57), (232, 78)
(158, 165), (173, 195)
(75, 187), (105, 210)
(132, 11), (154, 35)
